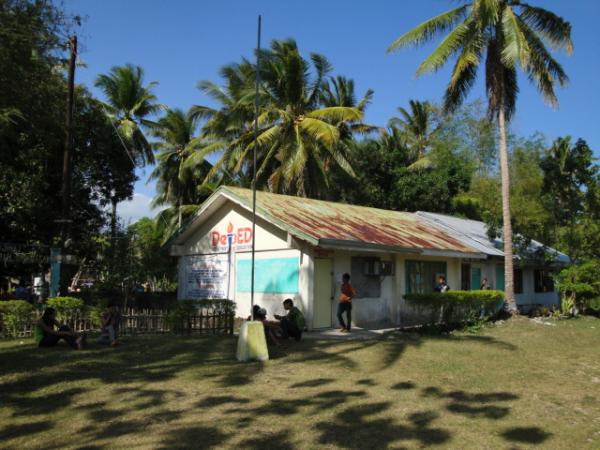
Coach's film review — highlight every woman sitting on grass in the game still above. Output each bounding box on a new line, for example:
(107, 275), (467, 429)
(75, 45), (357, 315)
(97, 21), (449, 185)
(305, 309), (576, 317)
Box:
(248, 305), (281, 346)
(34, 307), (85, 350)
(97, 303), (121, 347)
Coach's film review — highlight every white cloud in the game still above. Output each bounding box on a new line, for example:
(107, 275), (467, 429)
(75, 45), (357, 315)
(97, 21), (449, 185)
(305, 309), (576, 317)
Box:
(116, 193), (166, 226)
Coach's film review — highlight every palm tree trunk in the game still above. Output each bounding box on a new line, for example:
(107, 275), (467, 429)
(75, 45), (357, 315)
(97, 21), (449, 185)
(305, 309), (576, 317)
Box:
(498, 107), (517, 314)
(110, 197), (118, 272)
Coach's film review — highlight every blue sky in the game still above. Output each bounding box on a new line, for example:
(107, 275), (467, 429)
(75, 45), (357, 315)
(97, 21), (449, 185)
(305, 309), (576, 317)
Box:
(63, 0), (600, 223)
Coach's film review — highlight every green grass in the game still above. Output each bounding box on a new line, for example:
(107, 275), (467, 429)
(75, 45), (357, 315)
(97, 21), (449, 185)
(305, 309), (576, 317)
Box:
(1, 316), (599, 449)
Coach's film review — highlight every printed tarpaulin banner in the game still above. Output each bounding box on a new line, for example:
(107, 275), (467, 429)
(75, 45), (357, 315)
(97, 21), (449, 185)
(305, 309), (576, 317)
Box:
(236, 256), (299, 294)
(184, 254), (229, 299)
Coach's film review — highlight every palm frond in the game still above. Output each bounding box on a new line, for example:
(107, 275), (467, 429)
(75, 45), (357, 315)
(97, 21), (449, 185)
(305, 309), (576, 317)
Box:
(387, 4), (470, 52)
(518, 18), (568, 108)
(501, 6), (530, 69)
(416, 21), (471, 75)
(306, 106), (363, 123)
(519, 3), (573, 54)
(298, 118), (339, 148)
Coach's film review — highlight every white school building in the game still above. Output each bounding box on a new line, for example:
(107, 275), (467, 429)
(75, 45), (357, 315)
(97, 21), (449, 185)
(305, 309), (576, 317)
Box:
(169, 187), (568, 329)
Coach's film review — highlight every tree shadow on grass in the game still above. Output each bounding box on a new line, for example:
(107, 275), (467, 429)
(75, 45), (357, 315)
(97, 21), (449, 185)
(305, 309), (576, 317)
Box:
(197, 395), (250, 407)
(422, 386), (518, 420)
(316, 401), (450, 449)
(501, 426), (552, 444)
(216, 361), (265, 387)
(237, 431), (295, 450)
(392, 381), (416, 390)
(0, 420), (54, 441)
(8, 387), (86, 417)
(374, 331), (517, 371)
(112, 386), (185, 409)
(286, 339), (381, 369)
(158, 424), (228, 450)
(289, 377), (334, 388)
(227, 389), (368, 429)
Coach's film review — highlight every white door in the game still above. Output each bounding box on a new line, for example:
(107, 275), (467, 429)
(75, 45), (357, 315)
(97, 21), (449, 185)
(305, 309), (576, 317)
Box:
(313, 259), (333, 328)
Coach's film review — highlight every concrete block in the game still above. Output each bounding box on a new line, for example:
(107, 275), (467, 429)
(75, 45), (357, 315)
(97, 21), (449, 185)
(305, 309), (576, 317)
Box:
(236, 321), (269, 362)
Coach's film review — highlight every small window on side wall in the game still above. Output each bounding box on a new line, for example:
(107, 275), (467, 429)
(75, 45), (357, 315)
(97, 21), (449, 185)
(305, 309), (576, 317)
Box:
(534, 269), (554, 293)
(350, 257), (381, 298)
(514, 267), (523, 294)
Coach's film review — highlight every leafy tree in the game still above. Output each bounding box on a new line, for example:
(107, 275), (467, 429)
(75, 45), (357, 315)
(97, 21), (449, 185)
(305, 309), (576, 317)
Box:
(329, 119), (474, 213)
(540, 137), (599, 260)
(391, 145), (474, 213)
(388, 0), (573, 312)
(556, 260), (600, 315)
(128, 218), (176, 291)
(149, 108), (214, 229)
(0, 1), (138, 284)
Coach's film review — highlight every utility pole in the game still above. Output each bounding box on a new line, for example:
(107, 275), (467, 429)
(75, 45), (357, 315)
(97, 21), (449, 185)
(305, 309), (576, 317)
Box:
(55, 35), (77, 296)
(250, 16), (261, 320)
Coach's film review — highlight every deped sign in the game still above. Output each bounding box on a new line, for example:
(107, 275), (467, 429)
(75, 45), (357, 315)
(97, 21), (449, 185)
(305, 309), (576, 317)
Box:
(211, 222), (253, 250)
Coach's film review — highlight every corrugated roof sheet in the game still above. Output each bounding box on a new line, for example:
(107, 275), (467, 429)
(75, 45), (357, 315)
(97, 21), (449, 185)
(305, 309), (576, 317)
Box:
(417, 211), (570, 264)
(219, 186), (480, 255)
(416, 212), (505, 257)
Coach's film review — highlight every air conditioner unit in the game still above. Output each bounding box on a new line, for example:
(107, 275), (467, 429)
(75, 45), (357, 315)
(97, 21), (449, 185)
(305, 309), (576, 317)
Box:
(380, 261), (395, 276)
(363, 258), (381, 276)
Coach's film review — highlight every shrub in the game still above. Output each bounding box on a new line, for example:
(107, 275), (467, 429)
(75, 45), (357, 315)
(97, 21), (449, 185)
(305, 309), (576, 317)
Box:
(87, 306), (103, 328)
(46, 296), (85, 323)
(556, 260), (600, 315)
(404, 290), (505, 326)
(0, 300), (35, 338)
(167, 299), (236, 334)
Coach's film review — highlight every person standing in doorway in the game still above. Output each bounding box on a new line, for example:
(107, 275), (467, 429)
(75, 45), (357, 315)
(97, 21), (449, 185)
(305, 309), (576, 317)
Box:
(434, 275), (450, 293)
(480, 277), (490, 290)
(338, 273), (356, 333)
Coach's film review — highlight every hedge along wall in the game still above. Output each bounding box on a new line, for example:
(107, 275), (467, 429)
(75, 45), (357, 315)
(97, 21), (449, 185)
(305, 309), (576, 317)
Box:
(0, 298), (237, 338)
(403, 290), (505, 326)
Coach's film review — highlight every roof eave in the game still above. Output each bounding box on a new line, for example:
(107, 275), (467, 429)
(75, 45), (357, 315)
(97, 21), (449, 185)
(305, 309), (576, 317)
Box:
(318, 238), (418, 254)
(421, 249), (487, 259)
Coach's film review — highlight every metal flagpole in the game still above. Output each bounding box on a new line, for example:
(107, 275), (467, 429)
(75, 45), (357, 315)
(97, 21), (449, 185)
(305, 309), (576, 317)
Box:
(250, 15), (261, 321)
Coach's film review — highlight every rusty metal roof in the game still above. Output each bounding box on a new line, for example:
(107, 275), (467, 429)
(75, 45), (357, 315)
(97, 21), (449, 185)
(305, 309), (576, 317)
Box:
(214, 186), (482, 256)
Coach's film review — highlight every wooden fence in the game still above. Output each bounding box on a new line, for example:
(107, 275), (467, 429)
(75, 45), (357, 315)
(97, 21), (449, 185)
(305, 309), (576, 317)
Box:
(0, 307), (234, 338)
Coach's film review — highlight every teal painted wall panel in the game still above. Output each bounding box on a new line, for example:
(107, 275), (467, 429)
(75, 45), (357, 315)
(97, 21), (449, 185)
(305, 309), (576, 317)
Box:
(496, 267), (505, 291)
(471, 268), (481, 291)
(236, 257), (299, 293)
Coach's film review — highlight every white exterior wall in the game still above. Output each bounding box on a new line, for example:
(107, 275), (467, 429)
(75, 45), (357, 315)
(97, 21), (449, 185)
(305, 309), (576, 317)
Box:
(328, 251), (397, 329)
(177, 202), (312, 322)
(515, 267), (560, 310)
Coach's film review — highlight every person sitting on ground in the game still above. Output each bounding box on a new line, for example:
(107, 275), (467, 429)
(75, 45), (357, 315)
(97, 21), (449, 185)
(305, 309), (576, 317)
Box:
(34, 307), (85, 350)
(274, 298), (305, 341)
(247, 304), (267, 321)
(97, 303), (121, 347)
(434, 275), (450, 293)
(248, 304), (281, 345)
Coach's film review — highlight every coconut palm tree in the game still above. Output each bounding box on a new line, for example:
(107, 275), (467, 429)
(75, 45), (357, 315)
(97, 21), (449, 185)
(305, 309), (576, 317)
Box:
(320, 75), (377, 139)
(149, 108), (214, 229)
(388, 100), (435, 163)
(388, 1), (572, 313)
(95, 64), (162, 165)
(192, 40), (365, 198)
(189, 61), (256, 185)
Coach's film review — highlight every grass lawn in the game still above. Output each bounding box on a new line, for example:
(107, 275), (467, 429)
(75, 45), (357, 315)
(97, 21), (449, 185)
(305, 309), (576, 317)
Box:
(1, 316), (599, 449)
